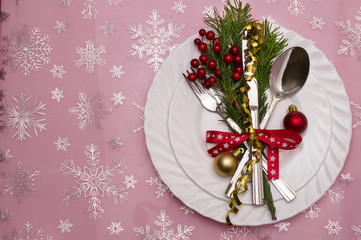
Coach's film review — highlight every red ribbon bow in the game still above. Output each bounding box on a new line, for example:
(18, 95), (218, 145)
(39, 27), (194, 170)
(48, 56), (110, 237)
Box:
(206, 129), (302, 180)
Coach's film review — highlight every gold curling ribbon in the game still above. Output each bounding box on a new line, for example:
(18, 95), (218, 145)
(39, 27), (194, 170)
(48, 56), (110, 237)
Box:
(225, 20), (264, 226)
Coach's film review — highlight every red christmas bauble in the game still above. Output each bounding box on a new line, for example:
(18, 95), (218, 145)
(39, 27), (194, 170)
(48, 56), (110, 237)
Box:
(187, 73), (197, 82)
(194, 38), (201, 45)
(207, 60), (217, 69)
(232, 72), (241, 81)
(224, 54), (233, 63)
(190, 58), (200, 68)
(230, 45), (240, 55)
(199, 54), (208, 63)
(206, 31), (215, 40)
(213, 44), (222, 53)
(235, 66), (243, 73)
(198, 43), (207, 52)
(233, 55), (242, 64)
(283, 105), (308, 134)
(197, 68), (206, 78)
(199, 29), (206, 36)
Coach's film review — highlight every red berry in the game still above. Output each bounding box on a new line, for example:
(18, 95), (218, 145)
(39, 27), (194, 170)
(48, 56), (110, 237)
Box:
(214, 69), (222, 78)
(233, 55), (242, 64)
(232, 72), (241, 81)
(208, 76), (217, 84)
(235, 66), (243, 73)
(213, 44), (222, 53)
(230, 45), (240, 55)
(190, 58), (200, 68)
(187, 73), (197, 82)
(199, 54), (208, 63)
(207, 60), (217, 69)
(213, 38), (220, 45)
(194, 38), (201, 45)
(199, 29), (206, 36)
(198, 42), (207, 52)
(206, 31), (215, 40)
(224, 54), (233, 63)
(197, 68), (206, 78)
(203, 79), (212, 89)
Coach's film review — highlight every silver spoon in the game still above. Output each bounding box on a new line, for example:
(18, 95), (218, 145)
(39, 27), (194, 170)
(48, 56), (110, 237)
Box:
(260, 47), (310, 129)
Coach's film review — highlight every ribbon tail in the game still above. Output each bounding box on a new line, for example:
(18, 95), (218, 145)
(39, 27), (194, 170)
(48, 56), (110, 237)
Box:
(267, 145), (279, 180)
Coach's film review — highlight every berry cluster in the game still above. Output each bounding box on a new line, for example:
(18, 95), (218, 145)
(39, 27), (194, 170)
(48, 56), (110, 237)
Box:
(187, 29), (244, 88)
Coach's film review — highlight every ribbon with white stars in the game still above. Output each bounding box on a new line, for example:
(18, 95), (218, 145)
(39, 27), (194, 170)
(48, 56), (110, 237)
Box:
(206, 129), (302, 180)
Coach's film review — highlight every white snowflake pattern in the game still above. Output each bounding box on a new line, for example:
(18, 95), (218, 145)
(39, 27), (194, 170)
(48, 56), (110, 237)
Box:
(325, 220), (342, 235)
(110, 65), (124, 79)
(146, 175), (170, 199)
(82, 0), (98, 20)
(57, 219), (73, 234)
(68, 92), (112, 130)
(351, 225), (361, 240)
(303, 203), (321, 219)
(262, 15), (275, 23)
(335, 8), (361, 58)
(132, 102), (144, 133)
(60, 144), (128, 220)
(180, 205), (194, 215)
(219, 226), (261, 240)
(6, 92), (47, 142)
(110, 92), (126, 106)
(50, 64), (66, 79)
(339, 172), (354, 186)
(108, 137), (123, 150)
(102, 21), (117, 35)
(1, 25), (52, 77)
(0, 149), (13, 163)
(287, 0), (305, 16)
(0, 209), (11, 221)
(107, 221), (124, 236)
(266, 0), (276, 3)
(54, 137), (71, 151)
(3, 221), (54, 240)
(350, 101), (361, 128)
(58, 0), (72, 7)
(54, 20), (68, 33)
(127, 9), (184, 73)
(309, 17), (325, 30)
(75, 39), (105, 73)
(123, 175), (137, 189)
(274, 221), (290, 232)
(172, 1), (186, 14)
(51, 87), (64, 102)
(202, 6), (215, 18)
(2, 161), (40, 202)
(133, 209), (195, 239)
(108, 0), (121, 5)
(326, 186), (345, 203)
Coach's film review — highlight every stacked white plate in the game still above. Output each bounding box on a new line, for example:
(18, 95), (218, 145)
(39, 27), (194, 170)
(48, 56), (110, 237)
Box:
(144, 26), (352, 226)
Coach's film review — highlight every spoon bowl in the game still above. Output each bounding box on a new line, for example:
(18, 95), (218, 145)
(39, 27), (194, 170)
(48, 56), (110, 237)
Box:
(260, 47), (310, 129)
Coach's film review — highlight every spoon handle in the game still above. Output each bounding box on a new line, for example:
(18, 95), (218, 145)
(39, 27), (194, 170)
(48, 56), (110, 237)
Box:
(260, 98), (279, 129)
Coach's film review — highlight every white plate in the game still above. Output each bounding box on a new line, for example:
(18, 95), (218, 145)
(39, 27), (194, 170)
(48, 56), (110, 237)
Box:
(144, 26), (352, 225)
(168, 65), (332, 203)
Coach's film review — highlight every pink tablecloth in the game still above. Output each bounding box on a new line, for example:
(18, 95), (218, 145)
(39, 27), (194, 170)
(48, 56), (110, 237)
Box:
(0, 0), (360, 239)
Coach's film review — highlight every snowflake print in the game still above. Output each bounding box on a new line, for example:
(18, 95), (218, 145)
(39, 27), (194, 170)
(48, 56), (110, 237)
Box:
(180, 205), (194, 215)
(102, 21), (117, 35)
(51, 87), (64, 102)
(262, 15), (275, 23)
(108, 0), (122, 5)
(219, 226), (261, 240)
(325, 220), (342, 235)
(107, 221), (124, 236)
(350, 101), (361, 128)
(335, 8), (361, 58)
(127, 9), (184, 73)
(3, 161), (40, 203)
(172, 1), (186, 14)
(75, 39), (105, 73)
(50, 64), (66, 79)
(57, 219), (73, 234)
(58, 0), (72, 7)
(82, 0), (98, 20)
(108, 137), (123, 151)
(133, 209), (195, 239)
(0, 11), (10, 23)
(309, 17), (325, 29)
(0, 209), (11, 221)
(123, 175), (137, 189)
(1, 25), (52, 77)
(202, 6), (215, 18)
(351, 225), (361, 240)
(60, 144), (128, 220)
(110, 65), (124, 78)
(146, 175), (170, 198)
(2, 221), (54, 240)
(0, 149), (13, 163)
(110, 92), (126, 106)
(54, 137), (71, 151)
(6, 92), (47, 142)
(339, 172), (354, 186)
(54, 20), (68, 33)
(274, 221), (290, 232)
(68, 92), (112, 130)
(132, 102), (144, 133)
(266, 0), (276, 2)
(303, 203), (321, 219)
(288, 0), (305, 16)
(326, 186), (345, 203)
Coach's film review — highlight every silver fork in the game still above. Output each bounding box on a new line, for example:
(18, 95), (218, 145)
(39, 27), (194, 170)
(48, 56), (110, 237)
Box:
(184, 75), (296, 201)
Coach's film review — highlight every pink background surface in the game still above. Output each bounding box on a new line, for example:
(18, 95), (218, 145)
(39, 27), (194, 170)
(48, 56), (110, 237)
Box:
(0, 0), (361, 239)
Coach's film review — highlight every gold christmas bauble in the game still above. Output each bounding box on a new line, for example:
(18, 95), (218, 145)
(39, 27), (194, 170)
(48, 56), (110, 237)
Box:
(214, 152), (238, 177)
